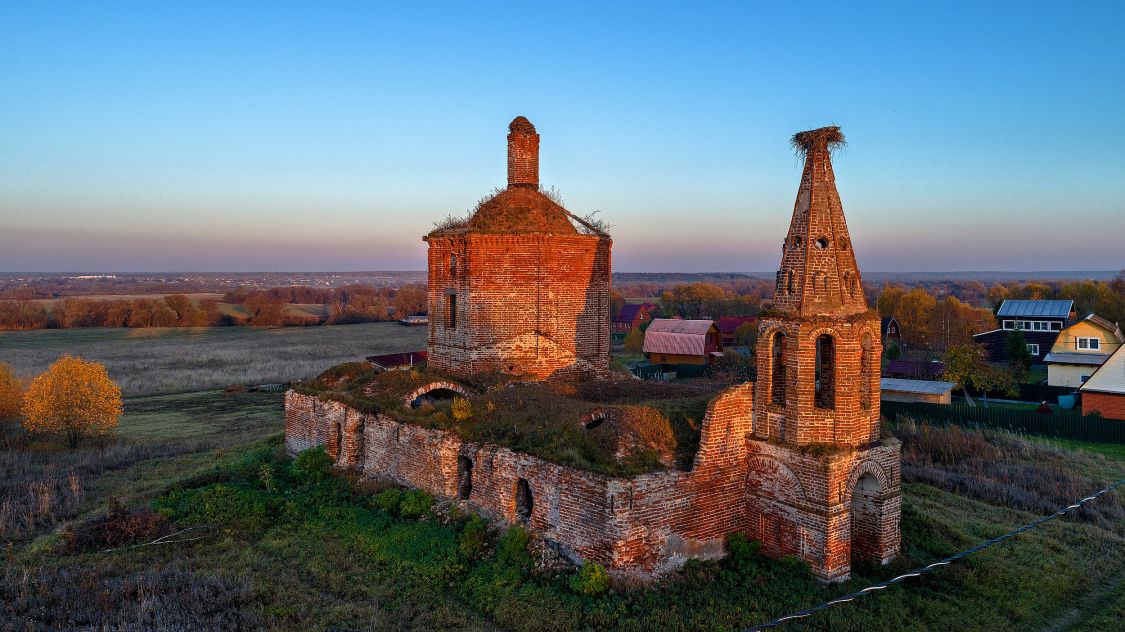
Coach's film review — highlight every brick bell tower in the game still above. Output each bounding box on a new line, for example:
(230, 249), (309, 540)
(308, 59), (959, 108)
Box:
(423, 117), (612, 381)
(753, 126), (881, 446)
(745, 127), (900, 582)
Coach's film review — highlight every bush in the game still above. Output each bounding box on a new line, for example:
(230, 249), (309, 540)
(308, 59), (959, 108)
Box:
(0, 362), (24, 426)
(291, 447), (333, 485)
(399, 489), (434, 518)
(451, 397), (473, 422)
(62, 501), (170, 551)
(569, 559), (609, 596)
(22, 355), (122, 448)
(374, 488), (403, 514)
(495, 525), (532, 569)
(155, 484), (269, 533)
(458, 514), (490, 559)
(726, 531), (759, 560)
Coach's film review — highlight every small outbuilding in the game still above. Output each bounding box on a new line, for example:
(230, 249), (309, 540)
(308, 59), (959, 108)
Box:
(880, 378), (955, 405)
(642, 318), (722, 366)
(1079, 343), (1125, 420)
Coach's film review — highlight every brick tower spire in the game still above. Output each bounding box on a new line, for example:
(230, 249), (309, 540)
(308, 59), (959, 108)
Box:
(772, 126), (866, 317)
(754, 125), (881, 448)
(507, 116), (539, 189)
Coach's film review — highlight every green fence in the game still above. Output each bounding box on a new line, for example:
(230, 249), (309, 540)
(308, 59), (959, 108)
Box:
(881, 400), (1125, 444)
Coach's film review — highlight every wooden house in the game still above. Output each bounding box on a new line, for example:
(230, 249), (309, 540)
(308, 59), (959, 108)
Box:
(642, 318), (722, 366)
(973, 299), (1074, 364)
(1044, 314), (1123, 387)
(612, 303), (653, 334)
(880, 316), (902, 345)
(1079, 342), (1125, 420)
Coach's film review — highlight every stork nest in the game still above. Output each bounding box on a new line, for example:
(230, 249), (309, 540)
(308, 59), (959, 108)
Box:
(790, 126), (845, 154)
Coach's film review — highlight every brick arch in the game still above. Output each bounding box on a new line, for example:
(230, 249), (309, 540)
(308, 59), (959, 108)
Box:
(745, 455), (808, 503)
(578, 408), (612, 430)
(402, 381), (473, 407)
(844, 459), (890, 502)
(805, 326), (842, 341)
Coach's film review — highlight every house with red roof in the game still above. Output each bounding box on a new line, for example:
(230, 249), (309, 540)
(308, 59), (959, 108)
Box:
(715, 315), (757, 347)
(612, 303), (654, 334)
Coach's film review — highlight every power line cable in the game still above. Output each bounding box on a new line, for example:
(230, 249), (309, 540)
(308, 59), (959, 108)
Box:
(744, 475), (1125, 631)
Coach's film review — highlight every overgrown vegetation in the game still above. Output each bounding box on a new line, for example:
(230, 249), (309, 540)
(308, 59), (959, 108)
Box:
(295, 363), (717, 474)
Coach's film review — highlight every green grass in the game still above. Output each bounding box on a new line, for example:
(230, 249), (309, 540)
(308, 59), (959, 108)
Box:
(3, 391), (1124, 630)
(1027, 435), (1125, 460)
(0, 322), (426, 396)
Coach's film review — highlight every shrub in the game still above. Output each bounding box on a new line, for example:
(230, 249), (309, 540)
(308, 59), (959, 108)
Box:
(458, 514), (490, 559)
(62, 501), (170, 551)
(22, 355), (122, 448)
(155, 484), (269, 533)
(374, 488), (403, 514)
(495, 525), (532, 569)
(399, 489), (434, 518)
(451, 397), (473, 422)
(291, 447), (333, 485)
(569, 559), (609, 596)
(726, 531), (759, 560)
(0, 362), (24, 425)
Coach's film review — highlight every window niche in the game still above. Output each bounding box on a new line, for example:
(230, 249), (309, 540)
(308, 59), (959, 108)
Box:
(814, 334), (836, 409)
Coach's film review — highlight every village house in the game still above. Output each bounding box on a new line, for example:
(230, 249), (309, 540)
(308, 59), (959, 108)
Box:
(285, 120), (901, 583)
(880, 377), (954, 404)
(973, 299), (1075, 364)
(612, 303), (653, 335)
(1079, 342), (1125, 420)
(642, 318), (723, 368)
(880, 316), (901, 348)
(715, 315), (757, 347)
(1044, 314), (1124, 388)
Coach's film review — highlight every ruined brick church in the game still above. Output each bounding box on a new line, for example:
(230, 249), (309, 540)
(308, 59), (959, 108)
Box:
(285, 118), (901, 582)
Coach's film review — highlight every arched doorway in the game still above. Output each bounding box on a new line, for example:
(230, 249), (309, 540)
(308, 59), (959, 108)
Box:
(457, 455), (473, 500)
(850, 473), (881, 563)
(515, 478), (533, 524)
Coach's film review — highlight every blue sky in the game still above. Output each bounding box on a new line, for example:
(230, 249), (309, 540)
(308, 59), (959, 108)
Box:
(1, 1), (1123, 273)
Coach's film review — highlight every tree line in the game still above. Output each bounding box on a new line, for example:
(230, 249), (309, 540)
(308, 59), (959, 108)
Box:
(0, 283), (430, 331)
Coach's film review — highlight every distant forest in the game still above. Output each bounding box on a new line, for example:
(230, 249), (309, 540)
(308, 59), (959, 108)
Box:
(1, 271), (1122, 333)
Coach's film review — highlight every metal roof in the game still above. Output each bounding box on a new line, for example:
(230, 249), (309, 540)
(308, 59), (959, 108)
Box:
(1043, 352), (1110, 366)
(880, 378), (955, 395)
(996, 299), (1073, 318)
(1079, 343), (1125, 395)
(643, 319), (716, 356)
(646, 319), (716, 335)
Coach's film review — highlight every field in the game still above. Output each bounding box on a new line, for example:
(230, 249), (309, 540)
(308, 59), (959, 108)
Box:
(0, 323), (426, 396)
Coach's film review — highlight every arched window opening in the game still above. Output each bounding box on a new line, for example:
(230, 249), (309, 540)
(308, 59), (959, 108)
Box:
(411, 387), (460, 409)
(515, 478), (533, 524)
(815, 334), (836, 409)
(450, 254), (457, 275)
(860, 334), (873, 410)
(771, 332), (787, 405)
(457, 455), (473, 500)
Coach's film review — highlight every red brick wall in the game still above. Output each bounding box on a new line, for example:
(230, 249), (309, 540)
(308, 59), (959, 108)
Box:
(1083, 391), (1125, 420)
(285, 383), (901, 582)
(754, 312), (882, 447)
(507, 126), (539, 189)
(426, 233), (611, 380)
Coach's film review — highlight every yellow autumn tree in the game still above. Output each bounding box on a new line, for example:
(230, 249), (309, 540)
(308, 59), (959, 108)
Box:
(22, 355), (122, 447)
(0, 362), (25, 426)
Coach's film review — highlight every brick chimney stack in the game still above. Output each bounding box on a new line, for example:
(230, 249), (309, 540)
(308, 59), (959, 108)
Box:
(507, 116), (539, 189)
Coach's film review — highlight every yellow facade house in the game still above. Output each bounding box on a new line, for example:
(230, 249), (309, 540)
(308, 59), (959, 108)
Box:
(1044, 314), (1123, 388)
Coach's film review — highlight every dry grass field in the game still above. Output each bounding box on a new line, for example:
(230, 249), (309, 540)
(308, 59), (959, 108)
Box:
(0, 323), (425, 396)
